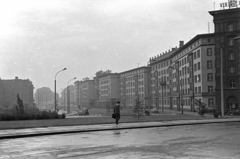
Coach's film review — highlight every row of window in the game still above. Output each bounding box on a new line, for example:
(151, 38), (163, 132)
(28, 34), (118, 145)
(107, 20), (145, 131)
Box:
(174, 47), (212, 68)
(100, 90), (109, 95)
(122, 87), (145, 94)
(154, 79), (236, 95)
(100, 85), (109, 90)
(194, 62), (201, 71)
(153, 60), (213, 80)
(82, 84), (88, 89)
(121, 93), (145, 99)
(193, 50), (201, 59)
(152, 49), (214, 77)
(121, 69), (145, 79)
(121, 74), (144, 83)
(124, 81), (144, 87)
(155, 60), (170, 70)
(152, 73), (213, 90)
(100, 80), (109, 85)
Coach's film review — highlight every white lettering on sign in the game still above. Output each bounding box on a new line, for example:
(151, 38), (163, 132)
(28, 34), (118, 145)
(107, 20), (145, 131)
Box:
(220, 0), (239, 8)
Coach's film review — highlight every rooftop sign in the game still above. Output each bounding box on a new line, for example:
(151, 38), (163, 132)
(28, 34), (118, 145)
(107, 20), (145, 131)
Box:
(220, 0), (240, 9)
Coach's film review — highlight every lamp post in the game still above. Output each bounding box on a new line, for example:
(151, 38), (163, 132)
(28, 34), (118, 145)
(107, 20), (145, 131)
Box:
(181, 78), (184, 114)
(147, 59), (156, 114)
(54, 68), (67, 112)
(220, 46), (224, 117)
(168, 66), (174, 110)
(57, 88), (62, 109)
(67, 77), (77, 113)
(160, 80), (166, 112)
(153, 70), (159, 111)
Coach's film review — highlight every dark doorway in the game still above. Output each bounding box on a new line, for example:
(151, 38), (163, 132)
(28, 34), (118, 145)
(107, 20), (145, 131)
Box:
(227, 96), (238, 113)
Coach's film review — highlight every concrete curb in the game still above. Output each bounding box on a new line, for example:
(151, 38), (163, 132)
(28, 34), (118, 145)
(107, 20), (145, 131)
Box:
(0, 118), (239, 139)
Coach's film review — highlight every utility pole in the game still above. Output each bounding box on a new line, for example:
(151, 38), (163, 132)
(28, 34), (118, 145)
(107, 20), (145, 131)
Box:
(220, 47), (224, 117)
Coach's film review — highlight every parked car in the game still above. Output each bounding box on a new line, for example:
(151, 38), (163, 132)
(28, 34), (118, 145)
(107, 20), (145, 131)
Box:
(78, 108), (89, 116)
(152, 108), (159, 113)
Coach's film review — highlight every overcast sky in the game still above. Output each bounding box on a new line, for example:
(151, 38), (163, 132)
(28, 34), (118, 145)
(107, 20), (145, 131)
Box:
(0, 0), (224, 93)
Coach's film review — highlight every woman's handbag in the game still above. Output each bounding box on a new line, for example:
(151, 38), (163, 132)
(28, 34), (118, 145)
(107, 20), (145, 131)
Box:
(112, 113), (115, 119)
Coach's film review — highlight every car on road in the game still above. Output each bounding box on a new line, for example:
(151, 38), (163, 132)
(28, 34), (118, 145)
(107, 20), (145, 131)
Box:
(58, 109), (67, 115)
(78, 108), (89, 116)
(152, 108), (159, 113)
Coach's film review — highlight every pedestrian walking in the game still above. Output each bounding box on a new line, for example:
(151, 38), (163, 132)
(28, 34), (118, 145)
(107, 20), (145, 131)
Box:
(113, 101), (121, 125)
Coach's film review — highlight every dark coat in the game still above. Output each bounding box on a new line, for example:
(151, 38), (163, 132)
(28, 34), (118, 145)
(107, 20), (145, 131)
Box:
(114, 104), (120, 114)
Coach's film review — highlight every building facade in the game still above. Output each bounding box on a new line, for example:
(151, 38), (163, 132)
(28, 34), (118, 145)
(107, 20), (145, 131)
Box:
(150, 34), (216, 112)
(96, 71), (120, 108)
(74, 80), (81, 107)
(209, 7), (240, 114)
(119, 67), (150, 109)
(79, 79), (95, 108)
(0, 77), (34, 109)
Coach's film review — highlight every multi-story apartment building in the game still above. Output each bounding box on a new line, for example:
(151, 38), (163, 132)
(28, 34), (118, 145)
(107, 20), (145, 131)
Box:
(61, 87), (67, 109)
(95, 70), (120, 108)
(79, 79), (95, 108)
(60, 85), (75, 111)
(119, 67), (150, 109)
(0, 76), (34, 109)
(150, 34), (216, 112)
(209, 7), (240, 114)
(74, 80), (81, 107)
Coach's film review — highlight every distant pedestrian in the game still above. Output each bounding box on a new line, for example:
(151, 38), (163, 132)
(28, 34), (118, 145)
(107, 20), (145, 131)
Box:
(114, 101), (121, 125)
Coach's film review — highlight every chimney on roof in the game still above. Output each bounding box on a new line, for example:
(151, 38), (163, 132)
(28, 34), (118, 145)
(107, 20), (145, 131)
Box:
(179, 41), (184, 47)
(15, 76), (18, 80)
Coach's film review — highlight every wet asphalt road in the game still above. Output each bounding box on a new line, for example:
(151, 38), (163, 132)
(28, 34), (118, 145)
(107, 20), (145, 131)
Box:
(0, 122), (239, 159)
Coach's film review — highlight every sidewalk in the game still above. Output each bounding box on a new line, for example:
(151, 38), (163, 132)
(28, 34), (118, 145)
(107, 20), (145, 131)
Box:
(0, 117), (239, 139)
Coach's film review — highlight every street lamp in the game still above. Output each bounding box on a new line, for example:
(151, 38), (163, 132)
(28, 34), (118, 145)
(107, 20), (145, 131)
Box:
(153, 70), (158, 111)
(168, 66), (174, 110)
(181, 78), (184, 114)
(54, 68), (67, 112)
(67, 77), (77, 113)
(160, 80), (166, 112)
(147, 59), (156, 114)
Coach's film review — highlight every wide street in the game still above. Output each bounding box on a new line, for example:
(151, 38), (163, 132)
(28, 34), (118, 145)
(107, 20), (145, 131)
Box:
(0, 122), (239, 159)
